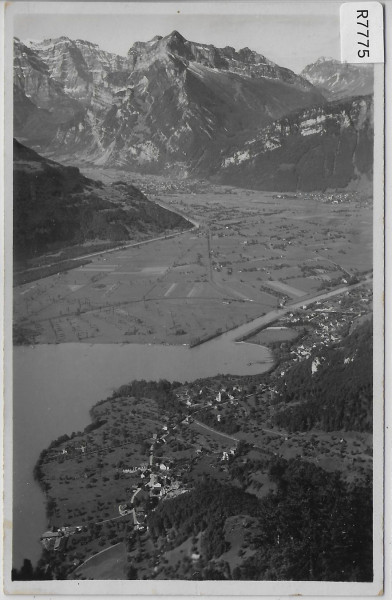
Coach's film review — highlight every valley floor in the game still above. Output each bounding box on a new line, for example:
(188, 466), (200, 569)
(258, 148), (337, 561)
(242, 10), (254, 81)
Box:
(14, 174), (372, 346)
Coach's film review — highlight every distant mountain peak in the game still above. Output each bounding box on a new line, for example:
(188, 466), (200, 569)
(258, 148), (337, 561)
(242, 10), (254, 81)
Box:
(166, 30), (186, 41)
(163, 29), (188, 53)
(75, 39), (100, 48)
(238, 46), (258, 57)
(314, 56), (337, 64)
(42, 36), (71, 45)
(301, 57), (373, 100)
(125, 31), (311, 85)
(24, 36), (101, 52)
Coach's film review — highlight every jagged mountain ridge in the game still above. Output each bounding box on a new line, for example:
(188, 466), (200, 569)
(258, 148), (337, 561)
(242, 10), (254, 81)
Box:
(301, 57), (373, 101)
(14, 32), (325, 175)
(126, 30), (314, 87)
(13, 138), (191, 263)
(215, 95), (373, 191)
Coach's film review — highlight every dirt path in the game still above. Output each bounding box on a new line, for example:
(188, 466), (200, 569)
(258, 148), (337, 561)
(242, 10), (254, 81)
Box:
(192, 420), (240, 443)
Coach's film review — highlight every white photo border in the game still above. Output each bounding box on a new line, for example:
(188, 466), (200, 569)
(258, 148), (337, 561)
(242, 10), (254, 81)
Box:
(2, 1), (387, 597)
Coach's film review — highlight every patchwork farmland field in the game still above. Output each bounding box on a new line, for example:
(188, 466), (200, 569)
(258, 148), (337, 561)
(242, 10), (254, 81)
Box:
(14, 171), (372, 346)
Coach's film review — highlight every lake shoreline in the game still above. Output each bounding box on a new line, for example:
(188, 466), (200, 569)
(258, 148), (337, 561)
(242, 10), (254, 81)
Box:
(13, 336), (274, 569)
(12, 277), (372, 569)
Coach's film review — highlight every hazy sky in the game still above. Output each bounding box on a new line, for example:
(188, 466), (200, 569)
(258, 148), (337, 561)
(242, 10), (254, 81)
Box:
(14, 7), (340, 74)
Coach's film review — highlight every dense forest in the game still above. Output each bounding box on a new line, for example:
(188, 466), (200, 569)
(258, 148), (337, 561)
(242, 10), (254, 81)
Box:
(273, 320), (372, 432)
(108, 379), (185, 417)
(148, 457), (372, 581)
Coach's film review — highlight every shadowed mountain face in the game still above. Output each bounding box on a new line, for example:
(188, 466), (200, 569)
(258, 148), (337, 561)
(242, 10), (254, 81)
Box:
(215, 95), (373, 191)
(14, 32), (325, 176)
(13, 139), (191, 263)
(301, 57), (374, 101)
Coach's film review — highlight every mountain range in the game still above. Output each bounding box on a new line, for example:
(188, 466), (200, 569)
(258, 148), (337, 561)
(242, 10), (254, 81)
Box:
(14, 32), (374, 190)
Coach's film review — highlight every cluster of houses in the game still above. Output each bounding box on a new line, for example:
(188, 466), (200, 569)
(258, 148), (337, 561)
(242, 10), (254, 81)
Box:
(117, 419), (189, 527)
(175, 384), (243, 411)
(221, 448), (236, 461)
(296, 190), (360, 205)
(59, 443), (87, 456)
(276, 288), (372, 368)
(134, 176), (208, 198)
(40, 528), (74, 551)
(40, 530), (68, 552)
(40, 525), (85, 551)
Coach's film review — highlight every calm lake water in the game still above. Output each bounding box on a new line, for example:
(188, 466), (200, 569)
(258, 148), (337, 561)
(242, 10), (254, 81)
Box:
(13, 337), (273, 568)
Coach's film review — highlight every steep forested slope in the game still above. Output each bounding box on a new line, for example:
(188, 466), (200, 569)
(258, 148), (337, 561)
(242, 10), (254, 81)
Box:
(273, 319), (372, 432)
(148, 464), (372, 581)
(13, 138), (191, 263)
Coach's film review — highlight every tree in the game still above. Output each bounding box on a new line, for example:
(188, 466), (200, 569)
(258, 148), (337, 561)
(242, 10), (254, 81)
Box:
(127, 565), (138, 579)
(12, 558), (52, 581)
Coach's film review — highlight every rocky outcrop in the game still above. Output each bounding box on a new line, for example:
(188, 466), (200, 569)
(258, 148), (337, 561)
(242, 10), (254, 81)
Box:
(127, 30), (315, 88)
(216, 95), (373, 191)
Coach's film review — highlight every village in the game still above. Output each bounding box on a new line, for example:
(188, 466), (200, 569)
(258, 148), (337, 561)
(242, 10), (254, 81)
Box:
(40, 422), (191, 553)
(274, 284), (372, 362)
(34, 277), (373, 579)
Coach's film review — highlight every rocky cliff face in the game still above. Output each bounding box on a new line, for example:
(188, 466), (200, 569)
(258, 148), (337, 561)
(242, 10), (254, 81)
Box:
(14, 32), (324, 175)
(301, 57), (373, 101)
(216, 95), (373, 191)
(14, 36), (131, 102)
(127, 30), (314, 87)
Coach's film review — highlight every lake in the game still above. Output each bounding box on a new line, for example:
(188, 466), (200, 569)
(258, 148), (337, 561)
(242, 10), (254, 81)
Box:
(12, 276), (368, 569)
(13, 336), (273, 568)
